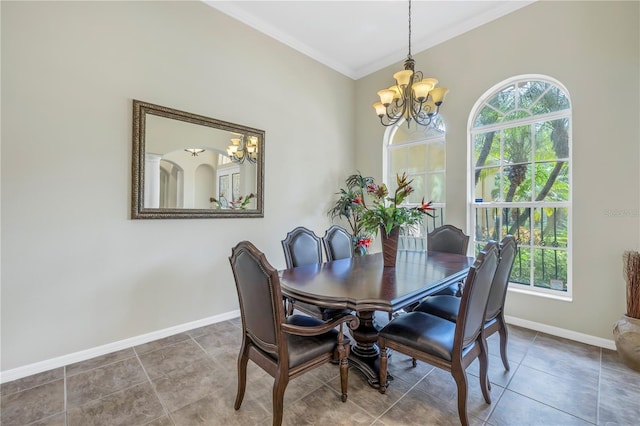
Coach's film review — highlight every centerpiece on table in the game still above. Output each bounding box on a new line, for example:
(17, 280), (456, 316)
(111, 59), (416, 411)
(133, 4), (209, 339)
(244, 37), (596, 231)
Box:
(329, 172), (434, 266)
(360, 173), (435, 266)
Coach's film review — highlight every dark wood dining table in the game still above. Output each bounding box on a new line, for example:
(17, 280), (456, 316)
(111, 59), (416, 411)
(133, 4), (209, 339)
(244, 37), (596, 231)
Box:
(279, 250), (475, 387)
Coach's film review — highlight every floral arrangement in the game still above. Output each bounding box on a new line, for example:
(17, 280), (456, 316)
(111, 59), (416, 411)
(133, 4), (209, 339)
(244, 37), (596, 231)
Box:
(229, 193), (255, 210)
(210, 193), (255, 210)
(359, 172), (435, 237)
(328, 172), (434, 253)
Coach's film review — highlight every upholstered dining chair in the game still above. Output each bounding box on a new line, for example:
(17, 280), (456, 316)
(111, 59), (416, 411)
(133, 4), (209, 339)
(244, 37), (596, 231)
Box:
(428, 224), (471, 297)
(413, 235), (518, 371)
(281, 226), (350, 320)
(377, 242), (499, 426)
(281, 226), (323, 267)
(229, 241), (358, 426)
(427, 224), (470, 255)
(322, 225), (353, 261)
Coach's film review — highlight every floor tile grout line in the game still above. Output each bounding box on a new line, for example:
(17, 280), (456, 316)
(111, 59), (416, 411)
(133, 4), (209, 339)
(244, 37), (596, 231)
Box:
(367, 366), (435, 425)
(0, 369), (65, 397)
(500, 331), (599, 425)
(65, 351), (139, 378)
(501, 386), (599, 424)
(482, 358), (523, 424)
(133, 346), (174, 425)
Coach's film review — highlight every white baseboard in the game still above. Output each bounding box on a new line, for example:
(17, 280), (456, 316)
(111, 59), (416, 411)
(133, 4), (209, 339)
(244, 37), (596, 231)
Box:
(0, 310), (241, 384)
(505, 315), (616, 350)
(1, 311), (616, 384)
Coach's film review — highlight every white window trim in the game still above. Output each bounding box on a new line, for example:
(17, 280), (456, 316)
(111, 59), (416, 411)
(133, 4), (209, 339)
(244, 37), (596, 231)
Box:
(467, 74), (573, 299)
(382, 117), (446, 210)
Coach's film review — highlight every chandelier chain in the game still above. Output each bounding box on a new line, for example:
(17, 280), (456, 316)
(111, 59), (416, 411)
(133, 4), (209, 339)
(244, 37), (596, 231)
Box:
(408, 0), (412, 58)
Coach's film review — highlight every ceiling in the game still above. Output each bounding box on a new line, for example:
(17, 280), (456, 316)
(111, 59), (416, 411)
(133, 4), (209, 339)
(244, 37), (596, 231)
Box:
(204, 1), (535, 80)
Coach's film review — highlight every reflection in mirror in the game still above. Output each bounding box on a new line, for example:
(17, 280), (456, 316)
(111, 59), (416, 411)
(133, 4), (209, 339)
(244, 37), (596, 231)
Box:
(132, 100), (264, 219)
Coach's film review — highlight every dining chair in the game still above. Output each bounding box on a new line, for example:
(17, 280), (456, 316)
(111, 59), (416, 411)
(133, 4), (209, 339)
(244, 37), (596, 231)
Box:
(413, 235), (518, 371)
(281, 226), (350, 320)
(427, 224), (470, 255)
(229, 241), (358, 426)
(377, 242), (499, 426)
(281, 226), (324, 267)
(322, 225), (353, 261)
(428, 224), (471, 297)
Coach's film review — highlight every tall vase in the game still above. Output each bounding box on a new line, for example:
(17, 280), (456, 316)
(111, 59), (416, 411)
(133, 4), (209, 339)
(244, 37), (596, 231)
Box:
(380, 226), (400, 267)
(613, 314), (640, 372)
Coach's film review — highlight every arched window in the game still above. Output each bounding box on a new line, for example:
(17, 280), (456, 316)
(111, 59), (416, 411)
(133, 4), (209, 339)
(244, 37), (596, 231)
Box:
(469, 75), (571, 297)
(383, 117), (446, 249)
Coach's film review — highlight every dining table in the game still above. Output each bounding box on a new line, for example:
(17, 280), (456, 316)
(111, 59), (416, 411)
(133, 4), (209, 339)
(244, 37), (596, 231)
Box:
(279, 249), (475, 387)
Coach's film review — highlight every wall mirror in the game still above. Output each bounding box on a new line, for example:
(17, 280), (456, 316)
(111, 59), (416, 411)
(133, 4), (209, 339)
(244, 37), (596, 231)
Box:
(132, 100), (264, 219)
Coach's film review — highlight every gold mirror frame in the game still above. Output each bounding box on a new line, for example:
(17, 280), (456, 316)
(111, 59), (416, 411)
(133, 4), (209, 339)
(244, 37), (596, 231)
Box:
(131, 100), (264, 219)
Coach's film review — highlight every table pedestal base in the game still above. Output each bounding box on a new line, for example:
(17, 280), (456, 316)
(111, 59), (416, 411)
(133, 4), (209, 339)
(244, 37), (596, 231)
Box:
(348, 310), (393, 388)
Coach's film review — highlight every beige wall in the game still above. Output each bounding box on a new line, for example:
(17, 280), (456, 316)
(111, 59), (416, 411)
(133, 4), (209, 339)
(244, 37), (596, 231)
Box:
(355, 1), (640, 340)
(2, 0), (638, 375)
(1, 1), (354, 371)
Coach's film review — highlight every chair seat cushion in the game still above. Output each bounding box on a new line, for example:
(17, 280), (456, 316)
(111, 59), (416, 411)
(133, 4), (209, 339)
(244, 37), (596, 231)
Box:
(379, 312), (456, 361)
(284, 315), (346, 368)
(414, 295), (461, 322)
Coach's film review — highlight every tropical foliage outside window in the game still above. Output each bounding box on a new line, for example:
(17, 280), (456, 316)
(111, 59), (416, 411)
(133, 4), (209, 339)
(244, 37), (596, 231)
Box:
(385, 117), (446, 248)
(470, 76), (571, 295)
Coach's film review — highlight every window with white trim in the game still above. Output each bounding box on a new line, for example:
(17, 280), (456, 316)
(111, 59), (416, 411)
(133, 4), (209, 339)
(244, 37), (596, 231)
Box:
(384, 117), (446, 248)
(469, 76), (571, 297)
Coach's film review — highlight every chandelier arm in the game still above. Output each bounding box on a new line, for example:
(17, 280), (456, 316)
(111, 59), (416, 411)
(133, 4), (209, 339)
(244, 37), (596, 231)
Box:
(413, 108), (434, 127)
(410, 98), (421, 117)
(385, 101), (407, 123)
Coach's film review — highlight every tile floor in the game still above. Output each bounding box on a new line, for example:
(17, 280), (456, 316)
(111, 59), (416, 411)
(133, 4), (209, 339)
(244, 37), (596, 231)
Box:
(2, 315), (639, 426)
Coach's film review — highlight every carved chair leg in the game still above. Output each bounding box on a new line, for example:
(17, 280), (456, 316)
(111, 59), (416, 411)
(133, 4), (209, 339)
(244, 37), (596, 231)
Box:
(452, 365), (470, 426)
(478, 338), (491, 404)
(272, 371), (288, 426)
(498, 316), (510, 371)
(234, 341), (249, 410)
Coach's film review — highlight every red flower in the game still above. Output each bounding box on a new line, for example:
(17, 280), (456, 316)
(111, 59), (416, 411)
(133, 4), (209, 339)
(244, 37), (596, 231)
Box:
(353, 195), (362, 204)
(419, 198), (434, 212)
(357, 237), (372, 248)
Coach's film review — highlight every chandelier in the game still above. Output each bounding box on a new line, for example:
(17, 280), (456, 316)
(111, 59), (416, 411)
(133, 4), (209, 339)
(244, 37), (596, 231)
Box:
(226, 134), (258, 164)
(373, 0), (448, 127)
(184, 148), (205, 156)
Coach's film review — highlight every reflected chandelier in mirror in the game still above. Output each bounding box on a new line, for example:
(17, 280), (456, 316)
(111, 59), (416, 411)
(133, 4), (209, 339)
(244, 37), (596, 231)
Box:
(131, 100), (264, 219)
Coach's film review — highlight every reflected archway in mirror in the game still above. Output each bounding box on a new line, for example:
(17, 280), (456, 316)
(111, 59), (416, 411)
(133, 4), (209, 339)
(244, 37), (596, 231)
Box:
(132, 100), (264, 219)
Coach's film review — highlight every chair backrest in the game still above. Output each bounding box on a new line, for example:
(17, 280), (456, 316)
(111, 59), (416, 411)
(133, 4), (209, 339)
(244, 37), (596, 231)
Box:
(485, 235), (517, 321)
(229, 241), (284, 356)
(455, 241), (499, 349)
(322, 225), (353, 261)
(281, 227), (323, 268)
(427, 225), (470, 255)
